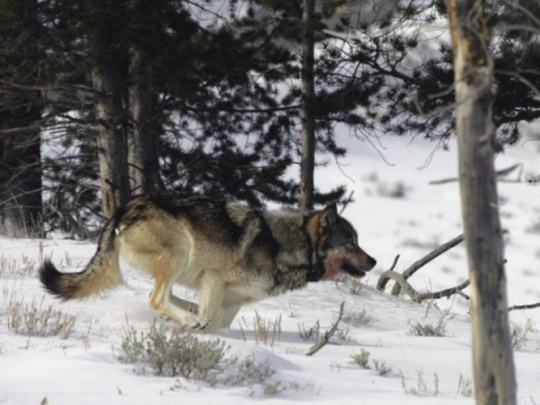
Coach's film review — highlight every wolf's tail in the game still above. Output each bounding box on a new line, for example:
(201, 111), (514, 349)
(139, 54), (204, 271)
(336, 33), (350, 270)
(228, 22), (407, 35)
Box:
(39, 208), (125, 300)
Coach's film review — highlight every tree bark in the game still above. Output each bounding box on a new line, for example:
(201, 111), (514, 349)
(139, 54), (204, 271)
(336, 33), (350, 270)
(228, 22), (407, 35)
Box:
(127, 45), (161, 195)
(300, 0), (316, 213)
(0, 106), (43, 237)
(88, 0), (130, 218)
(447, 1), (517, 404)
(0, 0), (43, 237)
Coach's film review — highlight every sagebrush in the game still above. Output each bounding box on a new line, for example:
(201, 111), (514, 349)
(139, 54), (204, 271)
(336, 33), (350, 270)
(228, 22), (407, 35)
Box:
(119, 319), (276, 387)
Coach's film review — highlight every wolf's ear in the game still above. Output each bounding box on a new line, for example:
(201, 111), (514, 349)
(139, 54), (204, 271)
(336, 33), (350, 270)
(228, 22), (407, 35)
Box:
(320, 202), (339, 229)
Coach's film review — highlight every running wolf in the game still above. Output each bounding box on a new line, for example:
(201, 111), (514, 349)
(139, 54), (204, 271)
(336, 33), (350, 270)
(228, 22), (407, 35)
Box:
(39, 195), (376, 332)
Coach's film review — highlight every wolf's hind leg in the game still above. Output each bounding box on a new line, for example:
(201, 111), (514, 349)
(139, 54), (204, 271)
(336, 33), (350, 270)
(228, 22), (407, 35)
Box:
(149, 272), (210, 330)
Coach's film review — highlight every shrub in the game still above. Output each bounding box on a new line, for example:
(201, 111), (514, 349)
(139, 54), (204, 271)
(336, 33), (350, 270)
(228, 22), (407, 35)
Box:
(6, 294), (76, 339)
(119, 319), (227, 381)
(350, 349), (371, 369)
(119, 319), (276, 388)
(298, 320), (320, 341)
(510, 319), (535, 350)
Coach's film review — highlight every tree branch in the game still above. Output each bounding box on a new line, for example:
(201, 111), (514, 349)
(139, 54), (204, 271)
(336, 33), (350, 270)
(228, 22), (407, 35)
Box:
(376, 234), (470, 303)
(377, 270), (469, 304)
(508, 302), (540, 311)
(430, 164), (522, 185)
(390, 234), (464, 296)
(305, 301), (345, 356)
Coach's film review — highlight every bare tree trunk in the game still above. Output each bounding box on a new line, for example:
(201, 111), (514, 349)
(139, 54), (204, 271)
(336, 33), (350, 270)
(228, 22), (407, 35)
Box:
(447, 1), (517, 404)
(88, 0), (130, 218)
(0, 0), (43, 237)
(0, 106), (43, 237)
(127, 46), (161, 195)
(300, 0), (316, 213)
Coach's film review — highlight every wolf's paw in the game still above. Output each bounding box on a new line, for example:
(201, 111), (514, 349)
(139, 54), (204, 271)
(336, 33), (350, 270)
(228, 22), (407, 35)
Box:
(189, 317), (211, 331)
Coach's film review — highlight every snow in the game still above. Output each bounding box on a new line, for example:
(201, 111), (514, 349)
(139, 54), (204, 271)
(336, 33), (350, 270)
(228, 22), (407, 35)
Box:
(1, 133), (539, 404)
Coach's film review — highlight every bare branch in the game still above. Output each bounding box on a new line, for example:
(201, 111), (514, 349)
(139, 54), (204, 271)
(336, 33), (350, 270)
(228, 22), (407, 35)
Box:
(423, 280), (470, 301)
(376, 234), (470, 303)
(430, 164), (522, 185)
(377, 270), (422, 302)
(376, 254), (401, 292)
(305, 301), (345, 356)
(508, 302), (540, 312)
(377, 270), (469, 303)
(390, 234), (464, 296)
(339, 190), (355, 214)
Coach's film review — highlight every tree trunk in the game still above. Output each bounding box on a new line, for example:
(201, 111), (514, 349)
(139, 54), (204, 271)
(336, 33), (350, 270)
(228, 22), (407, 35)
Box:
(300, 0), (316, 213)
(88, 0), (130, 218)
(127, 45), (161, 195)
(447, 1), (517, 404)
(0, 0), (43, 237)
(0, 106), (43, 237)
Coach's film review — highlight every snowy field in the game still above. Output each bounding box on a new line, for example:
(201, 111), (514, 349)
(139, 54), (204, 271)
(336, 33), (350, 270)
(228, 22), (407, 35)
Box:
(1, 133), (540, 404)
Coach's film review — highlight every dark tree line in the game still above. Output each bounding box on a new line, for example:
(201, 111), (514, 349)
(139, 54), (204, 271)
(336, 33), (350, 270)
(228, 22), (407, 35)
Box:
(1, 0), (538, 237)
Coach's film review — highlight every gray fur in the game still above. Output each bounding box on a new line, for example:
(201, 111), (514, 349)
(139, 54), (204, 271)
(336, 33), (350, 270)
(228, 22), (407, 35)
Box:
(39, 195), (376, 333)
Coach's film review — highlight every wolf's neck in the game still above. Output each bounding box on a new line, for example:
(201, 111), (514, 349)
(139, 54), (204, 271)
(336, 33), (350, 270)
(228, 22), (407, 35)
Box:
(263, 210), (320, 273)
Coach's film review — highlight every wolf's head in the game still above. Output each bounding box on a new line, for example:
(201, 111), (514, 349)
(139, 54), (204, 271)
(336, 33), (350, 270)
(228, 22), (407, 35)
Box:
(315, 203), (376, 280)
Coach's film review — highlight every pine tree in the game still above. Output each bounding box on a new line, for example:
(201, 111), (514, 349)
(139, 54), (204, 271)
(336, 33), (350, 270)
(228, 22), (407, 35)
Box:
(375, 0), (540, 150)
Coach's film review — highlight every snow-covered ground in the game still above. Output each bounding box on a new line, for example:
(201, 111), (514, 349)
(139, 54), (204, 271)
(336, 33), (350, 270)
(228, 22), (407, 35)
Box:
(1, 133), (539, 404)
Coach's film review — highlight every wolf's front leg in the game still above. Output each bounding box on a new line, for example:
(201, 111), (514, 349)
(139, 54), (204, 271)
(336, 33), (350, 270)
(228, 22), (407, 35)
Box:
(197, 274), (226, 333)
(169, 294), (199, 314)
(219, 305), (241, 329)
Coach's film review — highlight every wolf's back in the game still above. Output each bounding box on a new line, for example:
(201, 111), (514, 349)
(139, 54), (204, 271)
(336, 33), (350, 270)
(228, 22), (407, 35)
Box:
(39, 209), (124, 300)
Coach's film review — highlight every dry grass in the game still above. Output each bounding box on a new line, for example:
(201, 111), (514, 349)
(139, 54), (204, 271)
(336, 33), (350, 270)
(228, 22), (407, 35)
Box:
(457, 373), (473, 397)
(239, 311), (282, 347)
(400, 369), (439, 397)
(298, 320), (320, 341)
(343, 308), (372, 327)
(4, 291), (76, 340)
(510, 319), (536, 350)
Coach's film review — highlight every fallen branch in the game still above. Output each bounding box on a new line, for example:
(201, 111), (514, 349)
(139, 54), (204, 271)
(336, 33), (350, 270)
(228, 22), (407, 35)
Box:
(377, 270), (469, 303)
(305, 301), (345, 356)
(377, 234), (470, 303)
(430, 163), (522, 185)
(390, 234), (464, 296)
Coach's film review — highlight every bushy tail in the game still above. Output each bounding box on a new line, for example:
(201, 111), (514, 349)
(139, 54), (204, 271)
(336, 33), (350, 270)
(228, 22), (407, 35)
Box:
(39, 210), (124, 300)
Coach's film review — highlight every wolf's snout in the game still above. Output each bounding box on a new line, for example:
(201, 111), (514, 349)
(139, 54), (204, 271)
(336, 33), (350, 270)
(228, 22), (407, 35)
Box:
(366, 256), (377, 270)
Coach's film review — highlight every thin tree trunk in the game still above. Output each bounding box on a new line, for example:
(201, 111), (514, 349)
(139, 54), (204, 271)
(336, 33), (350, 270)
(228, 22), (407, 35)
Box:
(447, 1), (517, 403)
(127, 45), (161, 195)
(300, 0), (316, 213)
(88, 0), (130, 218)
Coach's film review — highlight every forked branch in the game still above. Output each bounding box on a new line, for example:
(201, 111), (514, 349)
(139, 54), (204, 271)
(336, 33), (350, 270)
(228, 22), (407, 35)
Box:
(378, 266), (469, 303)
(376, 234), (538, 311)
(390, 234), (464, 296)
(305, 301), (345, 356)
(377, 233), (470, 303)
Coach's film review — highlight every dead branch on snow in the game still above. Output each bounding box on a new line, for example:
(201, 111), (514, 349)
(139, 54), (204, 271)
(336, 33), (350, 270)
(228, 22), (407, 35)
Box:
(305, 301), (345, 356)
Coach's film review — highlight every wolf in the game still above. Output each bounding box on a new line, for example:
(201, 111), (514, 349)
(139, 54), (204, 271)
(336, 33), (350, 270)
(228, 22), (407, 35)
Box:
(39, 195), (376, 332)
